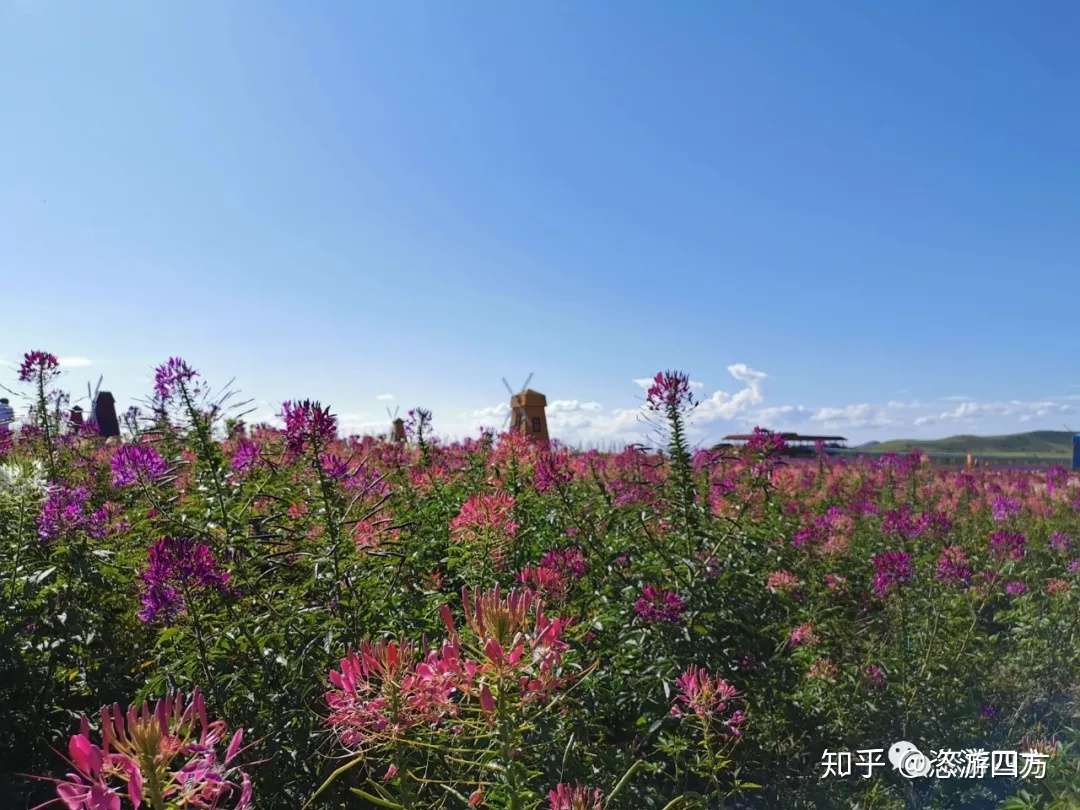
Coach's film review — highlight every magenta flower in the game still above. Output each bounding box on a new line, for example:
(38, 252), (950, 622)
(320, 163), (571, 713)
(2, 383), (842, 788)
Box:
(547, 783), (603, 810)
(18, 350), (60, 383)
(153, 357), (199, 401)
(936, 546), (972, 586)
(539, 546), (588, 578)
(39, 689), (251, 810)
(745, 426), (787, 455)
(1049, 531), (1071, 553)
(671, 666), (743, 732)
(229, 439), (260, 474)
(110, 444), (168, 488)
(989, 530), (1026, 561)
(788, 622), (818, 648)
(281, 399), (337, 455)
(864, 664), (886, 687)
(319, 452), (349, 480)
(1004, 580), (1027, 596)
(633, 585), (685, 624)
(38, 484), (107, 542)
(991, 495), (1022, 522)
(534, 448), (573, 492)
(645, 370), (695, 412)
(138, 537), (231, 624)
(872, 550), (914, 598)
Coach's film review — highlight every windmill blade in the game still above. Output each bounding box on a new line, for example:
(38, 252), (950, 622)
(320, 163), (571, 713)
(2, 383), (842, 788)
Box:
(520, 372), (534, 392)
(502, 409), (512, 430)
(386, 406), (393, 420)
(394, 406), (400, 418)
(502, 377), (515, 397)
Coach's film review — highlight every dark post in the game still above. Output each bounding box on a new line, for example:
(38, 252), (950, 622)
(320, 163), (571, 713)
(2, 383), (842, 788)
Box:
(94, 392), (121, 438)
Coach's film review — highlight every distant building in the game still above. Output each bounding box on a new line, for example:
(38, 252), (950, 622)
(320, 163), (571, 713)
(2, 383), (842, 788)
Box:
(722, 431), (847, 455)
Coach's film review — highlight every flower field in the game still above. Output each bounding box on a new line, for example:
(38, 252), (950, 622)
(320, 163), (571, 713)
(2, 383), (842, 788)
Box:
(2, 352), (1079, 809)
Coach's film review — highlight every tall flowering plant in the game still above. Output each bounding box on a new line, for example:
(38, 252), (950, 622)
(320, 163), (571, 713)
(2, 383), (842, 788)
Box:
(645, 370), (698, 535)
(18, 350), (62, 476)
(319, 586), (578, 809)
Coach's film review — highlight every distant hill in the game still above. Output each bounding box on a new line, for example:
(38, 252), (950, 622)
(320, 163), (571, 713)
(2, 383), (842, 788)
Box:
(857, 430), (1075, 458)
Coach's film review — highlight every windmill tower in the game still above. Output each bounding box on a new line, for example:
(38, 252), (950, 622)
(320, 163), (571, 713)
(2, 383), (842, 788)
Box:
(387, 406), (406, 442)
(502, 373), (549, 442)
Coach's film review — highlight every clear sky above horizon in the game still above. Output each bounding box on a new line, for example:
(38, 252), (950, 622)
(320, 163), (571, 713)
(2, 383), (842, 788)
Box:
(4, 2), (1080, 445)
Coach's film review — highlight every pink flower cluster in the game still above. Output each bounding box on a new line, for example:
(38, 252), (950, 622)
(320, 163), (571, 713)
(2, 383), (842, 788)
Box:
(871, 550), (914, 598)
(18, 350), (60, 383)
(788, 622), (818, 648)
(153, 357), (199, 401)
(671, 665), (746, 737)
(41, 690), (251, 810)
(326, 587), (572, 752)
(458, 586), (571, 703)
(281, 399), (337, 455)
(110, 444), (168, 488)
(766, 570), (802, 595)
(936, 546), (972, 586)
(138, 538), (232, 624)
(547, 783), (603, 810)
(633, 585), (685, 624)
(534, 447), (574, 492)
(38, 484), (109, 543)
(450, 492), (519, 541)
(644, 370), (695, 412)
(518, 547), (588, 602)
(989, 530), (1027, 561)
(326, 639), (475, 750)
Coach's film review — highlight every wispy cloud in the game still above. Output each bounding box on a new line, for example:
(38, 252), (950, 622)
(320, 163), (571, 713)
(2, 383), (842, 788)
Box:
(376, 393), (395, 401)
(58, 356), (93, 368)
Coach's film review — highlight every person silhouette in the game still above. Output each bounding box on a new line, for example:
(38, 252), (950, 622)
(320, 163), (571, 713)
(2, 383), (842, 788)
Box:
(0, 398), (14, 433)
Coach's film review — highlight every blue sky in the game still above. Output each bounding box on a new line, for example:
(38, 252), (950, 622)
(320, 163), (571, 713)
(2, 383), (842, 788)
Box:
(3, 2), (1080, 445)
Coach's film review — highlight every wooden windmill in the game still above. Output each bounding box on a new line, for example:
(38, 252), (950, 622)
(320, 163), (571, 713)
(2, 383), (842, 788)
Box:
(502, 373), (549, 442)
(387, 406), (406, 442)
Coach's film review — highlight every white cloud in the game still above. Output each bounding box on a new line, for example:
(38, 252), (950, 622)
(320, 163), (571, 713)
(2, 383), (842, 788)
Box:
(376, 393), (395, 401)
(471, 402), (510, 420)
(914, 399), (1072, 427)
(58, 356), (92, 368)
(548, 399), (602, 413)
(695, 363), (767, 422)
(811, 403), (896, 429)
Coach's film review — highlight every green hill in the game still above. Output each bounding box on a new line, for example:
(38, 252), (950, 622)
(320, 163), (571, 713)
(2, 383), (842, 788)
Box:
(858, 430), (1075, 458)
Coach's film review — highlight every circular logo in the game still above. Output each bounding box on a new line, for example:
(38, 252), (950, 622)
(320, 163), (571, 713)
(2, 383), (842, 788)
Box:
(899, 748), (932, 778)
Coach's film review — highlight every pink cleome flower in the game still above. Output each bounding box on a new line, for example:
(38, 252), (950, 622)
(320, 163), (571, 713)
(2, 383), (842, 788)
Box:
(451, 492), (519, 542)
(547, 783), (603, 810)
(671, 665), (745, 737)
(18, 350), (60, 383)
(788, 622), (819, 648)
(39, 689), (251, 810)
